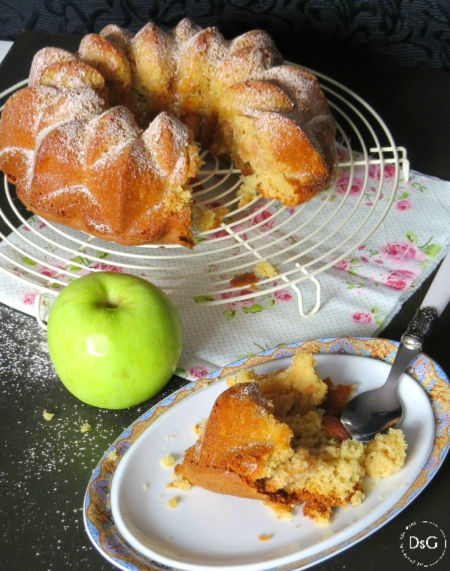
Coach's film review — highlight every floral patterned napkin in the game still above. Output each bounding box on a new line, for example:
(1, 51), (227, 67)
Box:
(0, 163), (449, 382)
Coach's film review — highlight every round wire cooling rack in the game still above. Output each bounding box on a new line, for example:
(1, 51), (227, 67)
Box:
(0, 72), (410, 321)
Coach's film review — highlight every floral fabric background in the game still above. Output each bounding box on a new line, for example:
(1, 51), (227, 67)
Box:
(0, 0), (448, 68)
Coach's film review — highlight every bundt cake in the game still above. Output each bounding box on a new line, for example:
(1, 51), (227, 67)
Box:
(175, 352), (407, 524)
(0, 19), (336, 247)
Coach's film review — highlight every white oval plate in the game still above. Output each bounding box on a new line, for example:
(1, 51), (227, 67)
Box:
(83, 338), (450, 571)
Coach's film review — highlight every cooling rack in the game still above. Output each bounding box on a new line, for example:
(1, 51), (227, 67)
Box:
(0, 71), (409, 322)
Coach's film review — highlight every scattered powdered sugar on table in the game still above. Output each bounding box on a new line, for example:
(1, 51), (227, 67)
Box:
(0, 302), (185, 569)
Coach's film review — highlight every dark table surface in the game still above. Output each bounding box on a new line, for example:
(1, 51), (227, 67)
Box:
(0, 30), (449, 571)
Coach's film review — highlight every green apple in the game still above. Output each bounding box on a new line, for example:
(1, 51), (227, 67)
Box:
(47, 272), (182, 409)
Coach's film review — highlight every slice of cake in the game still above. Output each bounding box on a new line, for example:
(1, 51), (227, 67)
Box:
(175, 352), (407, 524)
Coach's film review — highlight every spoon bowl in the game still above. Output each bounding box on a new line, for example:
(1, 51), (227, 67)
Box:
(340, 336), (419, 441)
(340, 383), (403, 442)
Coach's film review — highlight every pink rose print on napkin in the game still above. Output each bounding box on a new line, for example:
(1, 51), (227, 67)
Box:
(352, 311), (372, 325)
(333, 259), (349, 271)
(352, 307), (383, 326)
(251, 209), (275, 230)
(383, 270), (417, 290)
(188, 365), (210, 380)
(210, 228), (229, 240)
(336, 146), (350, 162)
(91, 262), (123, 272)
(273, 288), (292, 302)
(396, 199), (412, 211)
(268, 281), (293, 303)
(379, 240), (426, 268)
(21, 221), (47, 231)
(38, 265), (65, 278)
(369, 164), (396, 180)
(341, 232), (441, 297)
(221, 289), (255, 309)
(22, 291), (38, 306)
(336, 173), (364, 195)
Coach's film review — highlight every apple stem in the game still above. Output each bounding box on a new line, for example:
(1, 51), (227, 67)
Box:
(97, 300), (118, 309)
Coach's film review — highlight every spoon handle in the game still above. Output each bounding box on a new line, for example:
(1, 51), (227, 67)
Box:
(400, 250), (450, 348)
(401, 307), (437, 349)
(384, 310), (434, 393)
(388, 251), (450, 388)
(420, 249), (450, 316)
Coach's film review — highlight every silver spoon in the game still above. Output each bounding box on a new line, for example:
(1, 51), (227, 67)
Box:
(341, 250), (450, 442)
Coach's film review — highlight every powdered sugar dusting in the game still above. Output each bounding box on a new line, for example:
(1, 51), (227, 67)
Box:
(259, 65), (317, 110)
(38, 120), (85, 159)
(172, 18), (202, 44)
(84, 215), (112, 234)
(40, 63), (103, 92)
(142, 112), (189, 182)
(84, 106), (141, 168)
(25, 120), (84, 196)
(131, 21), (173, 61)
(90, 137), (134, 169)
(176, 25), (228, 70)
(48, 88), (105, 123)
(256, 65), (334, 156)
(0, 146), (32, 159)
(0, 303), (183, 566)
(41, 184), (102, 208)
(229, 29), (278, 53)
(28, 47), (76, 86)
(100, 24), (133, 50)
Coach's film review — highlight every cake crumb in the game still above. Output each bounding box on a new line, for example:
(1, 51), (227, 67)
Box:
(80, 422), (91, 434)
(254, 260), (278, 279)
(42, 410), (55, 422)
(265, 501), (293, 520)
(166, 496), (180, 509)
(229, 271), (258, 288)
(167, 477), (191, 491)
(237, 178), (258, 207)
(193, 419), (206, 436)
(257, 534), (273, 542)
(142, 482), (149, 490)
(160, 454), (175, 468)
(226, 368), (258, 387)
(193, 205), (228, 231)
(364, 428), (407, 478)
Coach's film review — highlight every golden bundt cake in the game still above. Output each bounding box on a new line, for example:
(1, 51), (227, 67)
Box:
(0, 19), (336, 247)
(175, 352), (407, 524)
